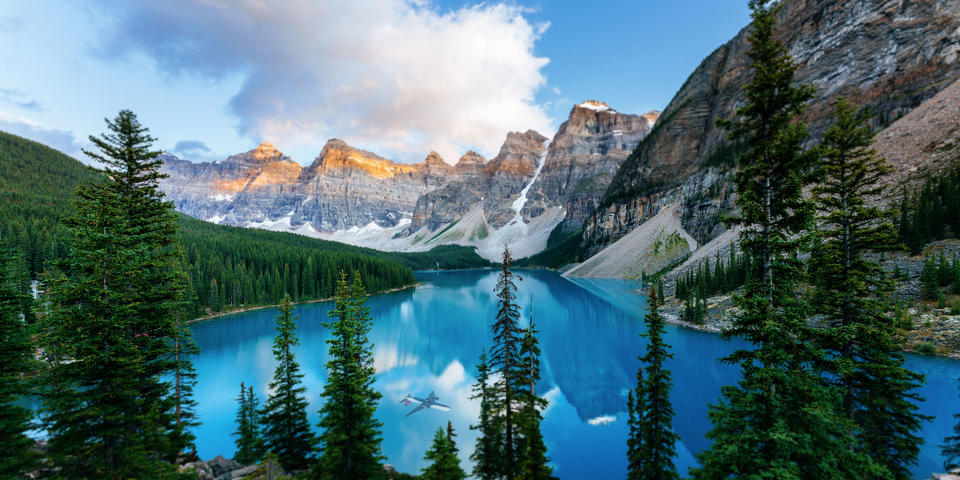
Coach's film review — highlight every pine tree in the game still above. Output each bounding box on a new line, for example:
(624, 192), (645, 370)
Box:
(691, 3), (879, 479)
(420, 423), (467, 480)
(943, 378), (960, 471)
(517, 307), (551, 480)
(261, 294), (316, 472)
(234, 382), (266, 465)
(171, 308), (200, 460)
(635, 285), (678, 480)
(0, 246), (35, 476)
(921, 257), (940, 301)
(470, 349), (503, 480)
(626, 366), (644, 480)
(810, 97), (926, 479)
(314, 272), (384, 480)
(486, 244), (526, 477)
(40, 110), (191, 478)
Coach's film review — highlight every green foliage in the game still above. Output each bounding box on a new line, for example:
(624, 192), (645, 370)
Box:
(921, 257), (941, 301)
(810, 97), (926, 479)
(314, 273), (384, 479)
(171, 309), (201, 457)
(489, 246), (524, 477)
(0, 130), (423, 317)
(920, 253), (960, 301)
(469, 349), (502, 480)
(897, 164), (960, 254)
(420, 424), (467, 480)
(692, 3), (879, 479)
(627, 286), (679, 480)
(675, 245), (751, 308)
(473, 246), (551, 479)
(177, 215), (416, 315)
(517, 313), (551, 480)
(234, 382), (266, 465)
(0, 131), (100, 277)
(261, 295), (316, 472)
(388, 244), (491, 270)
(916, 342), (938, 356)
(515, 222), (582, 268)
(39, 110), (193, 478)
(0, 246), (35, 477)
(942, 378), (960, 471)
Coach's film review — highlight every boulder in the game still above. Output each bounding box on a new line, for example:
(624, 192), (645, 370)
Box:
(205, 455), (242, 477)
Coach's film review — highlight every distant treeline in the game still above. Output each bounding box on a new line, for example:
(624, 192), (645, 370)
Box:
(897, 163), (960, 254)
(178, 216), (414, 315)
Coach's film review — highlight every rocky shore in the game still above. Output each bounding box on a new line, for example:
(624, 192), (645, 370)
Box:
(654, 240), (960, 358)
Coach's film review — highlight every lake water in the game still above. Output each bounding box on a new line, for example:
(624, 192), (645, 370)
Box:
(189, 269), (960, 479)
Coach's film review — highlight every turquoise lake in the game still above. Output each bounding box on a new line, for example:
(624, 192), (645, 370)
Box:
(189, 269), (960, 478)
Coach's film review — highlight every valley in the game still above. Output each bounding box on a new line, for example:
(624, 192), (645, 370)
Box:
(4, 0), (960, 479)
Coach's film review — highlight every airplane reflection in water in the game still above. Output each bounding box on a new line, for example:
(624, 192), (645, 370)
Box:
(400, 391), (452, 417)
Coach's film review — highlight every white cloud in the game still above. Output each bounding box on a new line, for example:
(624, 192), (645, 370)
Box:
(586, 414), (617, 426)
(90, 0), (554, 163)
(0, 110), (86, 160)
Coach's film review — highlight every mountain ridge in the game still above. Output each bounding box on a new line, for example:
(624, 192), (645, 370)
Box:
(158, 100), (655, 261)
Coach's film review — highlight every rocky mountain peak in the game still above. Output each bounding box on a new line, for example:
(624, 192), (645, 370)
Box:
(253, 141), (279, 156)
(575, 100), (614, 113)
(498, 130), (548, 154)
(234, 141), (287, 165)
(456, 150), (486, 166)
(424, 151), (446, 166)
(642, 110), (660, 126)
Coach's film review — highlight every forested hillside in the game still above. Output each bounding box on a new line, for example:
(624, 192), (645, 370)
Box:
(0, 131), (486, 315)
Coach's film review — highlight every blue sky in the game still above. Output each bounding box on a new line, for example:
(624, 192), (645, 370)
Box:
(0, 1), (749, 164)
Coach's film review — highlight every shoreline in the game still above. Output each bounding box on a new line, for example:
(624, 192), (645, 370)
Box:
(648, 289), (960, 360)
(188, 282), (420, 324)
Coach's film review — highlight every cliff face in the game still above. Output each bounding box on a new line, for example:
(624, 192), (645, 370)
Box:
(160, 140), (452, 232)
(408, 130), (548, 233)
(580, 0), (960, 257)
(160, 99), (655, 261)
(160, 142), (303, 223)
(520, 101), (656, 231)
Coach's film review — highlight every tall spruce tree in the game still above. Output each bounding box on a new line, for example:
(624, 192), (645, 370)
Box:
(40, 110), (192, 478)
(810, 97), (926, 479)
(171, 308), (200, 460)
(470, 349), (503, 480)
(490, 244), (524, 477)
(626, 366), (645, 480)
(420, 424), (467, 480)
(314, 272), (384, 480)
(633, 285), (678, 480)
(0, 246), (35, 477)
(691, 3), (880, 479)
(261, 294), (316, 472)
(943, 379), (960, 471)
(517, 310), (551, 480)
(234, 382), (266, 465)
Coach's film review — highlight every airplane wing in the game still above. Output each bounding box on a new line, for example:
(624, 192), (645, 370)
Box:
(405, 404), (426, 417)
(430, 403), (452, 412)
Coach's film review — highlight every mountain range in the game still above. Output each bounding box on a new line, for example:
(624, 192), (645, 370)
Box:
(159, 100), (658, 261)
(159, 0), (960, 277)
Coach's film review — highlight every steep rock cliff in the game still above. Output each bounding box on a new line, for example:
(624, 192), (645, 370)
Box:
(581, 0), (960, 258)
